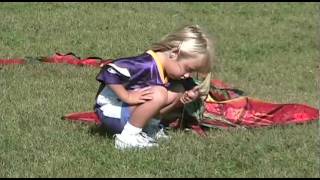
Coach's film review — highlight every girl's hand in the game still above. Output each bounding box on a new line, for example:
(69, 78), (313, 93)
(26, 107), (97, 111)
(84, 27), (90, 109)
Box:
(180, 86), (200, 104)
(125, 87), (153, 105)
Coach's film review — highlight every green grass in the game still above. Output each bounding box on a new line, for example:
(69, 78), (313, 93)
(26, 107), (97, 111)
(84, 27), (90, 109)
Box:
(0, 2), (319, 178)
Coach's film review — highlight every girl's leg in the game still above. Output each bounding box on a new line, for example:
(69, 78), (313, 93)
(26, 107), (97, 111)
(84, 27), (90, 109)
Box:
(115, 86), (168, 149)
(158, 90), (184, 126)
(126, 89), (183, 127)
(158, 81), (185, 125)
(160, 90), (183, 115)
(129, 86), (168, 128)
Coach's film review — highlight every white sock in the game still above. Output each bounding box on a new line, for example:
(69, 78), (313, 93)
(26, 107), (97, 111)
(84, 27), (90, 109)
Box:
(121, 122), (142, 136)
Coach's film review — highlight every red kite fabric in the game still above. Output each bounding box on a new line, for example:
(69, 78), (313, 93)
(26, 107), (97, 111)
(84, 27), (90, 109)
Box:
(199, 80), (319, 130)
(0, 59), (26, 65)
(202, 95), (319, 129)
(39, 52), (112, 67)
(0, 52), (112, 67)
(61, 111), (100, 124)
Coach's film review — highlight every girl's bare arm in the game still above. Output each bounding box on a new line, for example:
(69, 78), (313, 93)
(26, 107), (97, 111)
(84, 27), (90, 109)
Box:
(108, 84), (153, 105)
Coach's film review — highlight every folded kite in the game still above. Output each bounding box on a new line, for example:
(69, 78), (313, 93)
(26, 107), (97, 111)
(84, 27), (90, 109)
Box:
(62, 79), (319, 136)
(1, 52), (318, 136)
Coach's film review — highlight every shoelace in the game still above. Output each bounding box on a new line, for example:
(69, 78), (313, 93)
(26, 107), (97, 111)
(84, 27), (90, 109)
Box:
(139, 132), (157, 143)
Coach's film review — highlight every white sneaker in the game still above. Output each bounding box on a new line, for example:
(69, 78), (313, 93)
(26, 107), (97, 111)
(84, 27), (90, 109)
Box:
(154, 127), (171, 140)
(114, 132), (159, 150)
(144, 119), (171, 141)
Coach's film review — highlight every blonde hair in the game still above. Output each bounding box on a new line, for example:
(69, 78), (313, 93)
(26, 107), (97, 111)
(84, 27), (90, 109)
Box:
(150, 24), (215, 73)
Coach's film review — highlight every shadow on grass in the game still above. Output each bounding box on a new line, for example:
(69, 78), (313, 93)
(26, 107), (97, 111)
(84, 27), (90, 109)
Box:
(88, 124), (115, 139)
(60, 114), (115, 139)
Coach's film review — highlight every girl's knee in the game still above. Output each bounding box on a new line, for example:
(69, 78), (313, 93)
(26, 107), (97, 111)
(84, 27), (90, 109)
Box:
(149, 86), (168, 106)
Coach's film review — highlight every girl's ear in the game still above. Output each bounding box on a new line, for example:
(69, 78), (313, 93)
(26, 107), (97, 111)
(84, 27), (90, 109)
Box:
(169, 47), (180, 60)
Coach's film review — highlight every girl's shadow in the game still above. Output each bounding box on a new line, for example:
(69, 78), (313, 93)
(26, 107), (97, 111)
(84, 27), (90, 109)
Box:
(89, 124), (114, 139)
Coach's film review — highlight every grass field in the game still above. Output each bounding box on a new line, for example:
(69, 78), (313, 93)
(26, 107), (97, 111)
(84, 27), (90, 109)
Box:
(0, 2), (319, 177)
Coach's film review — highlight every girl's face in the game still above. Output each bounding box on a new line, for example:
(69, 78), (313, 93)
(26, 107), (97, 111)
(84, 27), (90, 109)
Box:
(165, 53), (208, 80)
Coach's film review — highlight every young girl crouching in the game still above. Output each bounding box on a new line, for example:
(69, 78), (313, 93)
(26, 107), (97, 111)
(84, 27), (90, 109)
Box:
(94, 25), (215, 149)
